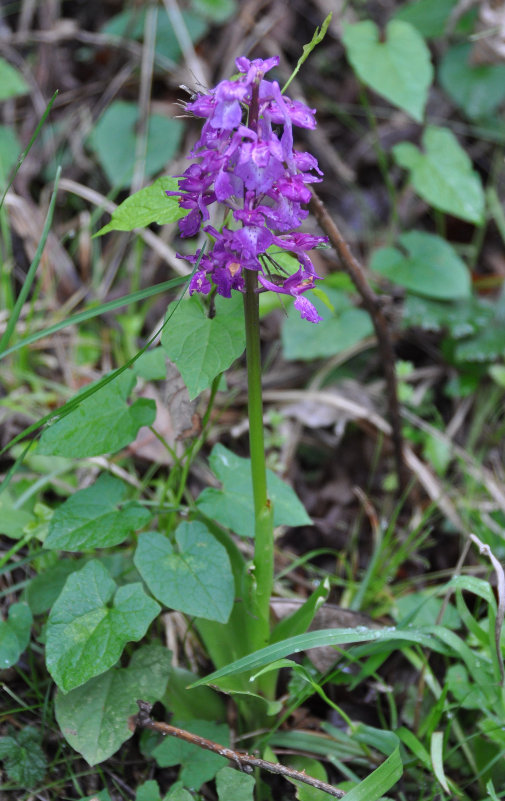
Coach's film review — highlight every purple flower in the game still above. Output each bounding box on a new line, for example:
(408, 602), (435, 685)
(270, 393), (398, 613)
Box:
(258, 269), (323, 323)
(170, 55), (327, 322)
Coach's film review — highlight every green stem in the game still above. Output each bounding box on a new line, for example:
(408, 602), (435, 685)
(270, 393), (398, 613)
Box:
(244, 270), (274, 647)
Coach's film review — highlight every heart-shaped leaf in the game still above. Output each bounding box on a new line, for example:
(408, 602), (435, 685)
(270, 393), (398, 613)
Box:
(38, 372), (156, 458)
(134, 522), (234, 623)
(46, 560), (160, 692)
(153, 719), (229, 790)
(196, 444), (311, 537)
(46, 473), (151, 551)
(161, 292), (245, 399)
(88, 101), (183, 189)
(393, 0), (457, 39)
(55, 644), (170, 765)
(282, 286), (373, 361)
(371, 231), (470, 299)
(342, 20), (433, 122)
(393, 126), (485, 223)
(440, 44), (505, 120)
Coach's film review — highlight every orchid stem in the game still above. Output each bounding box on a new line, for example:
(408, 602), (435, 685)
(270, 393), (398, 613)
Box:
(244, 270), (274, 652)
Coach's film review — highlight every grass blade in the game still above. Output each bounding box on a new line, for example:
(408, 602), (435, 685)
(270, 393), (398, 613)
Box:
(0, 165), (61, 355)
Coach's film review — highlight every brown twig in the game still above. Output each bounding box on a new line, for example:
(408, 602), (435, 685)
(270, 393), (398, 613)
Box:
(134, 701), (345, 798)
(309, 189), (407, 492)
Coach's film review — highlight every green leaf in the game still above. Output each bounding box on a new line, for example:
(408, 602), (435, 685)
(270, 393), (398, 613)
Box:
(96, 177), (189, 236)
(0, 58), (29, 100)
(0, 490), (33, 538)
(197, 444), (311, 537)
(25, 559), (87, 615)
(153, 719), (229, 790)
(191, 625), (455, 686)
(132, 347), (168, 380)
(403, 293), (492, 336)
(393, 126), (485, 224)
(0, 125), (22, 180)
(0, 603), (32, 669)
(46, 473), (151, 551)
(344, 746), (402, 801)
(445, 663), (492, 710)
(282, 287), (373, 361)
(136, 780), (162, 801)
(134, 523), (234, 623)
(342, 20), (432, 122)
(88, 102), (183, 189)
(0, 726), (46, 787)
(370, 231), (471, 299)
(161, 292), (246, 400)
(440, 43), (505, 120)
(38, 371), (156, 458)
(285, 755), (330, 801)
(46, 560), (160, 692)
(55, 644), (171, 765)
(271, 578), (330, 644)
(102, 9), (208, 63)
(394, 592), (460, 629)
(455, 326), (505, 362)
(191, 0), (237, 23)
(393, 0), (457, 39)
(216, 766), (255, 801)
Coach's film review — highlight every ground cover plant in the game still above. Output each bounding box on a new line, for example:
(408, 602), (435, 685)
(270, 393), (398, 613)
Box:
(1, 1), (505, 799)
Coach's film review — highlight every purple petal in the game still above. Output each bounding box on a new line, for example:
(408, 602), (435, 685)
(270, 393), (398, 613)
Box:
(293, 295), (322, 323)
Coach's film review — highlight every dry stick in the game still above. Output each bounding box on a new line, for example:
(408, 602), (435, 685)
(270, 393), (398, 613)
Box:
(309, 189), (407, 492)
(135, 701), (345, 798)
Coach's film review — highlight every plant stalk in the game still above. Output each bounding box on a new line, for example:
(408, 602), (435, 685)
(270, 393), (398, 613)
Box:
(243, 269), (274, 649)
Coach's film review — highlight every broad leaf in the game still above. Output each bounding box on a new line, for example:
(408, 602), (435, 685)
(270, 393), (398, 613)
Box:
(55, 644), (171, 765)
(0, 57), (29, 100)
(153, 719), (229, 790)
(96, 177), (189, 236)
(46, 560), (160, 692)
(0, 726), (46, 787)
(88, 101), (183, 189)
(282, 286), (373, 361)
(46, 473), (151, 551)
(342, 20), (432, 122)
(196, 444), (311, 537)
(370, 231), (470, 299)
(0, 603), (32, 669)
(403, 293), (493, 336)
(25, 558), (87, 615)
(440, 44), (505, 120)
(102, 8), (207, 63)
(455, 327), (505, 363)
(134, 523), (234, 623)
(161, 292), (246, 399)
(393, 126), (485, 224)
(216, 767), (255, 801)
(38, 372), (156, 458)
(393, 0), (457, 39)
(191, 0), (237, 23)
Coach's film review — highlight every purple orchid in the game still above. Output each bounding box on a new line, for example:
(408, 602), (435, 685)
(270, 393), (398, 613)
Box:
(171, 55), (327, 322)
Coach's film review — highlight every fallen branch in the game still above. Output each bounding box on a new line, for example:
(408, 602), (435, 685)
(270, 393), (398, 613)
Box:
(134, 701), (345, 798)
(309, 189), (407, 492)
